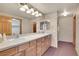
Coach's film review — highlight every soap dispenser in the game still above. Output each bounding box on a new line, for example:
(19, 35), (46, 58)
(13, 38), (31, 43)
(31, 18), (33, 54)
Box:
(3, 33), (7, 41)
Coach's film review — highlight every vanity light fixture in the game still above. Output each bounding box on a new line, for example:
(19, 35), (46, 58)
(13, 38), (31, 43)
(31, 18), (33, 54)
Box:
(22, 5), (29, 10)
(19, 3), (43, 17)
(19, 5), (29, 11)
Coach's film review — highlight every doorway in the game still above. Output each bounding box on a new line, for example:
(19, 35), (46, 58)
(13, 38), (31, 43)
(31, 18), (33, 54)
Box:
(58, 16), (73, 43)
(32, 22), (37, 33)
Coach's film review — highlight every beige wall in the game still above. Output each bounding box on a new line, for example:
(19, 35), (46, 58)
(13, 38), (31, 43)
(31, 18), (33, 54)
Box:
(58, 16), (73, 42)
(22, 19), (32, 34)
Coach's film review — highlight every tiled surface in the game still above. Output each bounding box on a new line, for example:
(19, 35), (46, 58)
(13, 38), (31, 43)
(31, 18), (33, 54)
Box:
(43, 41), (77, 56)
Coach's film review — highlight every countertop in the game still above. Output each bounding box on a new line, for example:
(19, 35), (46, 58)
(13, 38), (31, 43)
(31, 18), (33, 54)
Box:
(0, 33), (51, 51)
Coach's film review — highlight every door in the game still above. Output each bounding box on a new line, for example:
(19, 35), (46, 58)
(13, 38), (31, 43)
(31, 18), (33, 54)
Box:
(73, 15), (76, 47)
(32, 22), (36, 33)
(58, 16), (73, 43)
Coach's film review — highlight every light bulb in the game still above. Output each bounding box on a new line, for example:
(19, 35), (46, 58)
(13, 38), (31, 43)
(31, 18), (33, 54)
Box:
(22, 5), (29, 10)
(30, 8), (34, 12)
(35, 11), (39, 14)
(26, 9), (31, 14)
(61, 10), (70, 16)
(35, 14), (39, 17)
(19, 7), (26, 11)
(39, 13), (42, 16)
(32, 12), (35, 15)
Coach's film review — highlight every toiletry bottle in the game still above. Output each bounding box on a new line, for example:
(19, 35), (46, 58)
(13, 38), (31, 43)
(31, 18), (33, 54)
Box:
(0, 33), (3, 43)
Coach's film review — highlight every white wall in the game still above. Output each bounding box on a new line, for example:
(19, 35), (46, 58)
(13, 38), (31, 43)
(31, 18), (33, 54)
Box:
(22, 19), (32, 34)
(45, 12), (58, 48)
(58, 16), (73, 42)
(76, 15), (79, 55)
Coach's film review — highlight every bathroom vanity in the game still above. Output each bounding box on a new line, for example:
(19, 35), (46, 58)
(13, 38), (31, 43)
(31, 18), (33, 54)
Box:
(0, 33), (51, 56)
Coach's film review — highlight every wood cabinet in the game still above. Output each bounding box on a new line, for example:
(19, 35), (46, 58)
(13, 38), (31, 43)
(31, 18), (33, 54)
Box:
(41, 37), (46, 54)
(41, 35), (51, 55)
(0, 47), (17, 56)
(0, 16), (12, 35)
(36, 38), (42, 56)
(0, 35), (51, 56)
(26, 40), (36, 56)
(14, 51), (25, 56)
(17, 42), (29, 56)
(18, 43), (29, 52)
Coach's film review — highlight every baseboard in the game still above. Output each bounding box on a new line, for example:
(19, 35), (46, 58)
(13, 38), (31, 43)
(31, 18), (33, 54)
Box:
(58, 41), (73, 44)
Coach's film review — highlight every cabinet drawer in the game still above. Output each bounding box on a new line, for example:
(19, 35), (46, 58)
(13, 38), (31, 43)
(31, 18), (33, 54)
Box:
(36, 38), (42, 56)
(18, 43), (29, 52)
(25, 40), (36, 56)
(26, 47), (36, 56)
(0, 47), (17, 56)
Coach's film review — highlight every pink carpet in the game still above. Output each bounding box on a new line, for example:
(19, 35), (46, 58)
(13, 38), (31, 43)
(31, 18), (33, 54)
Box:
(43, 41), (77, 56)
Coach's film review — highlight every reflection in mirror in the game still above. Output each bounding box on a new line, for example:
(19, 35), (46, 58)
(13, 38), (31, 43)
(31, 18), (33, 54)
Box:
(0, 16), (21, 36)
(40, 21), (50, 33)
(12, 18), (20, 35)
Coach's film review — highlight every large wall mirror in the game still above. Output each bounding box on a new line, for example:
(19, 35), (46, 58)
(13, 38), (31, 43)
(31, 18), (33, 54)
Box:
(0, 15), (22, 36)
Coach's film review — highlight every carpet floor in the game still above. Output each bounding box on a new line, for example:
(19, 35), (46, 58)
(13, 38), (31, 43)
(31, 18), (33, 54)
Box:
(43, 41), (77, 56)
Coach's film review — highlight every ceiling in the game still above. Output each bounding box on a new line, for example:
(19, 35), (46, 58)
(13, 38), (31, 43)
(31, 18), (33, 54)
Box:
(0, 3), (36, 19)
(0, 3), (79, 19)
(30, 3), (79, 14)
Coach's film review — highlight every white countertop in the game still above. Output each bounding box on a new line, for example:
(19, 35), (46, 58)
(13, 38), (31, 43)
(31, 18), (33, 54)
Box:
(0, 33), (51, 51)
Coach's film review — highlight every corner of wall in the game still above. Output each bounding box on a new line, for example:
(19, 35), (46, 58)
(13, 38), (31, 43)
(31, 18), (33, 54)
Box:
(75, 47), (79, 56)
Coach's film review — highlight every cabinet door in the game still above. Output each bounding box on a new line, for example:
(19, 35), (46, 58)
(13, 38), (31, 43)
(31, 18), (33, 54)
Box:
(25, 40), (36, 56)
(18, 43), (29, 52)
(45, 36), (48, 51)
(0, 47), (17, 56)
(36, 38), (42, 56)
(2, 17), (12, 35)
(41, 37), (46, 55)
(14, 51), (25, 56)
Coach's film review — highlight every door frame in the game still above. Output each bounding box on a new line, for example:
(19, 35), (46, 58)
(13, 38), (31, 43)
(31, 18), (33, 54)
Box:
(73, 15), (76, 47)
